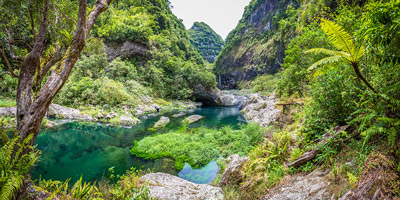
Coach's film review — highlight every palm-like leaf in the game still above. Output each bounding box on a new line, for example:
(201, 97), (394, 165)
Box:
(305, 19), (376, 92)
(320, 19), (355, 55)
(308, 55), (343, 71)
(305, 48), (350, 58)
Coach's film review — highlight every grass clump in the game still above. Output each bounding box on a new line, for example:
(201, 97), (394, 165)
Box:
(130, 123), (266, 170)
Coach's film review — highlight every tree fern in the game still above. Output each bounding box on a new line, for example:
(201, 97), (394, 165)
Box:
(305, 19), (376, 93)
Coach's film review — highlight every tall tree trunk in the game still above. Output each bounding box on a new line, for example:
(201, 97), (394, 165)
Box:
(352, 63), (377, 93)
(16, 0), (112, 149)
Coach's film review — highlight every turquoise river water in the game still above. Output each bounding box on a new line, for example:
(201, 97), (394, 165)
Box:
(31, 106), (245, 184)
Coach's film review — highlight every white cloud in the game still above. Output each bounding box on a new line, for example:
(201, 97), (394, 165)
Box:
(169, 0), (252, 40)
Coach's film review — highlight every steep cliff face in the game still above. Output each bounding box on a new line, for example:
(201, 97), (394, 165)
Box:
(215, 0), (297, 89)
(188, 22), (224, 63)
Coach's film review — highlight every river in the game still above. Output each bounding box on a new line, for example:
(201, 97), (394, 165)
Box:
(31, 106), (245, 184)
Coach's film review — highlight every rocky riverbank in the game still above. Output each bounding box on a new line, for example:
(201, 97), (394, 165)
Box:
(0, 100), (202, 130)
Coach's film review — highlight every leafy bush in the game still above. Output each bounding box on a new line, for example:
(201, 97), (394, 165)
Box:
(131, 123), (265, 170)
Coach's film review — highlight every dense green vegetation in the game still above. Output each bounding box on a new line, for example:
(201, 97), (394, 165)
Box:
(131, 123), (265, 170)
(233, 0), (400, 199)
(0, 0), (217, 110)
(188, 22), (224, 63)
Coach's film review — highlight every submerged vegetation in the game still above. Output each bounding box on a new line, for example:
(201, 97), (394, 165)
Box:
(131, 123), (265, 170)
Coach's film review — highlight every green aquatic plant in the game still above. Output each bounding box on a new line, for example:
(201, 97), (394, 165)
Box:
(131, 123), (266, 170)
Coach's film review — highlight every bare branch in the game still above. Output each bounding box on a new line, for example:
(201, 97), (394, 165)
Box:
(6, 28), (24, 61)
(0, 47), (19, 78)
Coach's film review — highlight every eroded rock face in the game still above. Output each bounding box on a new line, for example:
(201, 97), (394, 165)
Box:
(193, 84), (222, 106)
(184, 115), (204, 124)
(153, 117), (170, 129)
(240, 93), (279, 127)
(219, 154), (249, 187)
(140, 173), (224, 200)
(264, 170), (334, 200)
(105, 41), (149, 62)
(48, 104), (93, 121)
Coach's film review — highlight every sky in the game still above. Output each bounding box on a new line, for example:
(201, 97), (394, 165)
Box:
(169, 0), (252, 40)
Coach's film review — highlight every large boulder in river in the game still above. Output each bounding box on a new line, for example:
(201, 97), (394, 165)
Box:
(193, 84), (222, 106)
(183, 115), (203, 124)
(140, 173), (224, 200)
(219, 154), (249, 187)
(152, 117), (170, 129)
(220, 94), (238, 106)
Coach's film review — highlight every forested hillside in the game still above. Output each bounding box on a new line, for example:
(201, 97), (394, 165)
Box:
(0, 0), (216, 106)
(188, 22), (224, 63)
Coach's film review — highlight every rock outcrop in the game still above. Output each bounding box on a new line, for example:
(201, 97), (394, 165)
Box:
(264, 170), (334, 200)
(219, 154), (249, 187)
(48, 104), (93, 121)
(184, 115), (204, 124)
(140, 173), (224, 200)
(193, 84), (222, 106)
(105, 41), (149, 62)
(240, 93), (279, 127)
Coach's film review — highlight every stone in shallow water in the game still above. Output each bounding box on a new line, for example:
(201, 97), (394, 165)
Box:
(152, 117), (170, 129)
(172, 112), (185, 118)
(140, 172), (224, 200)
(184, 115), (204, 124)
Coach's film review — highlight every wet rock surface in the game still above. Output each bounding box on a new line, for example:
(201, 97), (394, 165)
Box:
(173, 112), (185, 118)
(184, 115), (204, 124)
(240, 93), (279, 127)
(153, 117), (170, 129)
(140, 173), (224, 200)
(264, 170), (334, 200)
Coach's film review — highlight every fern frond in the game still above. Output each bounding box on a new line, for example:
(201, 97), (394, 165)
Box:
(320, 19), (355, 55)
(305, 48), (350, 58)
(308, 55), (343, 71)
(0, 175), (23, 200)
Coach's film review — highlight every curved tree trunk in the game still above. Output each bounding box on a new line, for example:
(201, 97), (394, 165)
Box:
(16, 0), (112, 150)
(352, 63), (377, 93)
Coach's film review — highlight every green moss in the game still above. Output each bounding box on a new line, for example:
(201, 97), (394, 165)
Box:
(131, 123), (265, 170)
